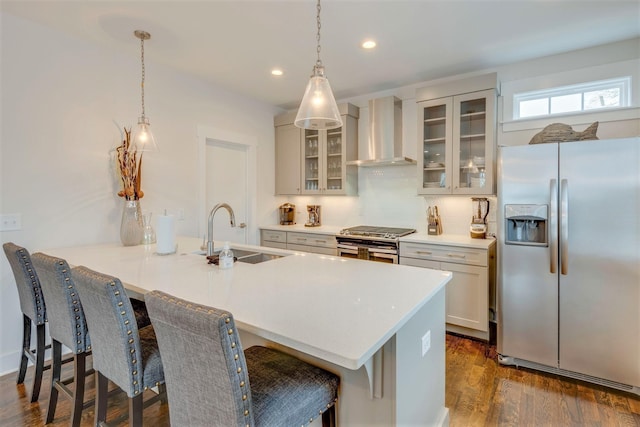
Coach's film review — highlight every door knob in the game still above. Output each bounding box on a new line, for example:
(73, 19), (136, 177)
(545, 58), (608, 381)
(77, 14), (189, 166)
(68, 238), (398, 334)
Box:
(238, 223), (247, 228)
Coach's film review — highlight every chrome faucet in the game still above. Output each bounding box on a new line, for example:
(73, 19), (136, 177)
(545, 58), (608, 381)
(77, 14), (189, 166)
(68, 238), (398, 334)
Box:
(207, 203), (236, 256)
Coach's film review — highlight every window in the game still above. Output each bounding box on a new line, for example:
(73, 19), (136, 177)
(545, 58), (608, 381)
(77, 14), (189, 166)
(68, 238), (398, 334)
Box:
(513, 77), (630, 120)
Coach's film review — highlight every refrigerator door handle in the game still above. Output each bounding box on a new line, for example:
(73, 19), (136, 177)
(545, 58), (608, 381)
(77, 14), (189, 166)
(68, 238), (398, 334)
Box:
(550, 179), (558, 274)
(560, 179), (569, 275)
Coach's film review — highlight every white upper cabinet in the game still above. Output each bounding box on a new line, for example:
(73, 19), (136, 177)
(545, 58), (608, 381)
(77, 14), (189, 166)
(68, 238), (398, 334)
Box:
(274, 103), (358, 196)
(274, 119), (302, 195)
(416, 74), (497, 195)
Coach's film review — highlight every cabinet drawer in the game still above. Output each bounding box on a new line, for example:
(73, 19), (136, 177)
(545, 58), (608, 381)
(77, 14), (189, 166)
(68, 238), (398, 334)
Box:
(287, 243), (337, 256)
(260, 229), (286, 243)
(287, 232), (337, 249)
(400, 242), (487, 266)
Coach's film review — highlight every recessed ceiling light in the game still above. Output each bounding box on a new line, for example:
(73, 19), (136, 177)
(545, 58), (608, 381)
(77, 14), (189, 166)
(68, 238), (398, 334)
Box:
(271, 69), (284, 76)
(361, 40), (376, 49)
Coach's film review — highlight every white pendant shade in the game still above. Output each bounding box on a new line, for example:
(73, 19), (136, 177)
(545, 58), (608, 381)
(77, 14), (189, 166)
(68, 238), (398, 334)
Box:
(132, 118), (158, 152)
(295, 67), (343, 130)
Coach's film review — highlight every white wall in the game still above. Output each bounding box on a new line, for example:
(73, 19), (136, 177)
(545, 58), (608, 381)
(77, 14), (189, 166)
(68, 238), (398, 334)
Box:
(0, 13), (279, 374)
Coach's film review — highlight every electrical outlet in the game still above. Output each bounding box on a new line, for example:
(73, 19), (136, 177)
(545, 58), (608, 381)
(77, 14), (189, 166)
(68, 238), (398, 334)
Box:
(0, 213), (22, 231)
(421, 330), (431, 356)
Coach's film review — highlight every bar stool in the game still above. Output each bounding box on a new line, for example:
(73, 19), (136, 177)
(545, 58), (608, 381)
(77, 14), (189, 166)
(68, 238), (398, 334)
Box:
(3, 242), (50, 402)
(145, 290), (339, 427)
(32, 253), (92, 427)
(72, 266), (165, 426)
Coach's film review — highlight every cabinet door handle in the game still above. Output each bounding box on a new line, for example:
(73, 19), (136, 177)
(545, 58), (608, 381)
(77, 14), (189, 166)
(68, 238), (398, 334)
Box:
(315, 240), (326, 244)
(447, 253), (466, 259)
(297, 238), (307, 242)
(416, 250), (433, 255)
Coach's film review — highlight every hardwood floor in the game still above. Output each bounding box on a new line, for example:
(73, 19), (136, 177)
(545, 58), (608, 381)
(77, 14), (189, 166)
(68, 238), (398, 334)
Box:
(0, 334), (638, 426)
(446, 334), (640, 427)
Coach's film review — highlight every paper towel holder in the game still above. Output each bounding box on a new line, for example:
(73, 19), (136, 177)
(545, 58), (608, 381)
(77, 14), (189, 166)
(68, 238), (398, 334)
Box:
(156, 211), (177, 255)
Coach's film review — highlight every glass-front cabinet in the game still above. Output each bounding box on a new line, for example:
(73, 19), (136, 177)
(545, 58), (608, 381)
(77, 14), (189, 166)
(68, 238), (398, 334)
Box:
(303, 128), (346, 193)
(419, 98), (452, 193)
(301, 104), (359, 195)
(417, 88), (496, 195)
(274, 103), (358, 196)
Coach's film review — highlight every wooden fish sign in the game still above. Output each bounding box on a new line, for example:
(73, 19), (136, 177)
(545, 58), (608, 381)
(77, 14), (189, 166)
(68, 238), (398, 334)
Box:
(529, 122), (598, 144)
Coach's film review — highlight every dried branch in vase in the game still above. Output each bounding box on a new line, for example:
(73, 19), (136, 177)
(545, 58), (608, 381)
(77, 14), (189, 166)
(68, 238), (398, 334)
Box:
(116, 127), (144, 200)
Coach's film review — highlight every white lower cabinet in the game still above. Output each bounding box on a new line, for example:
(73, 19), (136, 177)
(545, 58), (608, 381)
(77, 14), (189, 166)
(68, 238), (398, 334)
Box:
(260, 229), (337, 255)
(400, 240), (495, 341)
(260, 229), (287, 250)
(286, 232), (337, 255)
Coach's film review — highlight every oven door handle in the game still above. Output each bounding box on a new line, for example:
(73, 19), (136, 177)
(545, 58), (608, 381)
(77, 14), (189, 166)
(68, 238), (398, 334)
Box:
(336, 243), (397, 254)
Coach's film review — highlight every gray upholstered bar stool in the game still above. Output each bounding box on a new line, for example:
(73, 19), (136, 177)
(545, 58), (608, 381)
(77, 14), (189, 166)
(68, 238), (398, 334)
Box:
(3, 242), (51, 402)
(145, 290), (339, 427)
(32, 253), (93, 427)
(72, 266), (165, 427)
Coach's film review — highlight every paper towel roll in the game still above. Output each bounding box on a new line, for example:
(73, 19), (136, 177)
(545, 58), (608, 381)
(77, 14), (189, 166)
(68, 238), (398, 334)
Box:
(156, 214), (176, 254)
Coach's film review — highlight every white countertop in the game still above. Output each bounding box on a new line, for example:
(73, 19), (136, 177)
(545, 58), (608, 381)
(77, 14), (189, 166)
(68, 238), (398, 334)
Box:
(400, 232), (496, 249)
(42, 236), (451, 371)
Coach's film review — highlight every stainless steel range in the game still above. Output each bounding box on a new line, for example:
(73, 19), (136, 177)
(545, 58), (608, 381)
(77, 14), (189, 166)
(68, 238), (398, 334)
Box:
(336, 226), (416, 264)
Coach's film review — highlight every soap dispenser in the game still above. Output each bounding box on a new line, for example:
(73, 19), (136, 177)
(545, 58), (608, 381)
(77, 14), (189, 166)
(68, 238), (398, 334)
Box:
(218, 242), (234, 269)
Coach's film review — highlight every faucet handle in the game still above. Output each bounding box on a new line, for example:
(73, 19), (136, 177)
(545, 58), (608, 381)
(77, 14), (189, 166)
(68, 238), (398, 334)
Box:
(200, 234), (207, 251)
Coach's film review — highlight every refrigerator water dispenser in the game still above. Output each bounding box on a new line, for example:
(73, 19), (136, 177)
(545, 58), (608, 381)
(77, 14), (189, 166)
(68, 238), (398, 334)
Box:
(504, 204), (548, 246)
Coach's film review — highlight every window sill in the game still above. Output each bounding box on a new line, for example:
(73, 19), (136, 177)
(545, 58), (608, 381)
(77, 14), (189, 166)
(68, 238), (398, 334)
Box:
(500, 106), (640, 132)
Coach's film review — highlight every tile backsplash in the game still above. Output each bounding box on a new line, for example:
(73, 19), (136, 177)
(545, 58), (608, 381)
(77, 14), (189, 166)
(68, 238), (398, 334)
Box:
(287, 165), (497, 237)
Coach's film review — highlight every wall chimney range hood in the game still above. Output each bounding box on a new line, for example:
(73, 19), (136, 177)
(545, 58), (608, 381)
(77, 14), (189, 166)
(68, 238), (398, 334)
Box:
(347, 96), (416, 167)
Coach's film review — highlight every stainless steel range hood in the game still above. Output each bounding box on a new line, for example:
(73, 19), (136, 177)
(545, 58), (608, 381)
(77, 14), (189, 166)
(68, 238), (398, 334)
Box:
(347, 96), (416, 167)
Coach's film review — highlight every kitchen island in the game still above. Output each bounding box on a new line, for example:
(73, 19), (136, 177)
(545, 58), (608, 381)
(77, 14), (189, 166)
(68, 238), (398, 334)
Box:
(43, 236), (452, 426)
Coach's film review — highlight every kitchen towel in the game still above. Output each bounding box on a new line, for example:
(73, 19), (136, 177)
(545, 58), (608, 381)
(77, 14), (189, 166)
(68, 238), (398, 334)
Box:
(156, 213), (176, 254)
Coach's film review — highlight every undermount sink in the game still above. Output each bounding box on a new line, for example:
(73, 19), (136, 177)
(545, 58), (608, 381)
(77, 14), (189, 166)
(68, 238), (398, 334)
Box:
(197, 248), (284, 264)
(211, 249), (257, 258)
(235, 252), (283, 264)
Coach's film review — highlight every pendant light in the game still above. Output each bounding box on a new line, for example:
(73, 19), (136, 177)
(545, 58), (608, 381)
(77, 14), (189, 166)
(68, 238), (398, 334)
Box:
(132, 30), (158, 152)
(294, 0), (342, 130)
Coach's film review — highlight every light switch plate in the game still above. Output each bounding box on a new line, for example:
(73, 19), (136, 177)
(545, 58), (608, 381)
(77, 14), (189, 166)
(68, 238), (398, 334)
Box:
(0, 213), (22, 231)
(421, 330), (431, 356)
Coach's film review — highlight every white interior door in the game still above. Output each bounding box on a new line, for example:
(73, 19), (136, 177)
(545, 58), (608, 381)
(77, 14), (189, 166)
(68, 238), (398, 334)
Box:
(198, 126), (258, 251)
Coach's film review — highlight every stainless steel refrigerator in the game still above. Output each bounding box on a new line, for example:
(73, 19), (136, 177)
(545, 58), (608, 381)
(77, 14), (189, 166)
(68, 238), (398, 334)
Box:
(497, 137), (639, 395)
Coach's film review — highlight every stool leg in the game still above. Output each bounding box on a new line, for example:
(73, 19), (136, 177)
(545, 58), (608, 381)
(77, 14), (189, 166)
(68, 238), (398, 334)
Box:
(94, 372), (109, 426)
(30, 323), (46, 402)
(45, 340), (62, 423)
(322, 404), (336, 427)
(158, 383), (167, 404)
(70, 352), (87, 427)
(129, 394), (143, 427)
(17, 314), (31, 385)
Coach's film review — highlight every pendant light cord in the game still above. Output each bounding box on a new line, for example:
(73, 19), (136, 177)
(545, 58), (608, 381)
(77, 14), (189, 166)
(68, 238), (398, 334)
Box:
(140, 35), (146, 119)
(315, 0), (322, 67)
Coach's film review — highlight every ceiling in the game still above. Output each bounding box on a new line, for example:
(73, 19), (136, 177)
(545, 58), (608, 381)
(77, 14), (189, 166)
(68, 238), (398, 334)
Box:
(2, 1), (639, 110)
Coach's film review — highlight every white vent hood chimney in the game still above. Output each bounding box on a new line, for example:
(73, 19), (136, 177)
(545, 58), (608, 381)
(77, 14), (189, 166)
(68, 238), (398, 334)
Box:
(347, 96), (416, 167)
